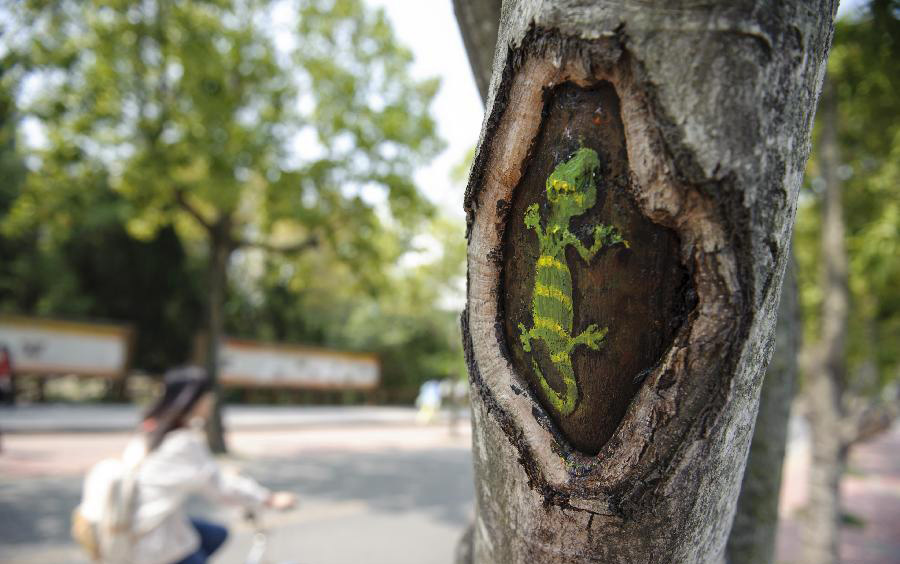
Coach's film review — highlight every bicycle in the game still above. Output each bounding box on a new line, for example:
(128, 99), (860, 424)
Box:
(243, 509), (302, 564)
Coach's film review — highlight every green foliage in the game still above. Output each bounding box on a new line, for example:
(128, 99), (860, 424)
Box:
(797, 0), (900, 388)
(0, 119), (205, 370)
(4, 0), (440, 250)
(225, 215), (466, 399)
(0, 0), (458, 394)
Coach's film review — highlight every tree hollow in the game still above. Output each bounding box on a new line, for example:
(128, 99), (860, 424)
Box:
(502, 82), (692, 454)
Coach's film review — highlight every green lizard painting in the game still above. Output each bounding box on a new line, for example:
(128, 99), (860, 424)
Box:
(517, 147), (628, 416)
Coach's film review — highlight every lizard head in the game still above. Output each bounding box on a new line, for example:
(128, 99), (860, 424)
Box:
(546, 147), (600, 220)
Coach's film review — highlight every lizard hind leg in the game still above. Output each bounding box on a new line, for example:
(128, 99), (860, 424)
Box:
(531, 357), (578, 416)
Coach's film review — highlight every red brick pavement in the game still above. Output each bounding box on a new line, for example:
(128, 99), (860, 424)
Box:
(776, 422), (900, 564)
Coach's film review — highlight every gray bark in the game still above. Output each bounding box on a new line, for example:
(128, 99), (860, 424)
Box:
(452, 0), (503, 104)
(461, 2), (835, 562)
(801, 77), (846, 564)
(452, 5), (499, 561)
(726, 259), (800, 564)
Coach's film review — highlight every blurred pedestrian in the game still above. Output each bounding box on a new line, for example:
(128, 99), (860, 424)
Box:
(0, 345), (14, 404)
(415, 379), (442, 424)
(74, 366), (295, 564)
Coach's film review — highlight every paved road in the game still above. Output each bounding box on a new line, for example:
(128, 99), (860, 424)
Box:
(1, 407), (897, 564)
(0, 423), (474, 564)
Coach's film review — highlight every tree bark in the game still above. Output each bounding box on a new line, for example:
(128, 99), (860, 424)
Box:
(461, 2), (835, 562)
(801, 76), (846, 564)
(204, 221), (232, 454)
(726, 258), (800, 564)
(452, 6), (501, 561)
(452, 0), (503, 104)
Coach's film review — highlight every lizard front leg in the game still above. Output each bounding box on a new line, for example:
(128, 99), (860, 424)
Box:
(570, 323), (609, 353)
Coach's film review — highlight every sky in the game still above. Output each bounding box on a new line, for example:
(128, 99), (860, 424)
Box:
(367, 0), (483, 219)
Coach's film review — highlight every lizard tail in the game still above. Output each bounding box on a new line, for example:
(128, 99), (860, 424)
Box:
(532, 357), (578, 416)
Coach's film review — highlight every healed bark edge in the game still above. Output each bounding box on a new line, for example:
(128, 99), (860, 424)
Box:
(464, 27), (747, 514)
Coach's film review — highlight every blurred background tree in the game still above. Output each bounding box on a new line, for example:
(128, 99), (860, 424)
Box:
(0, 0), (455, 450)
(798, 0), (899, 391)
(795, 1), (899, 562)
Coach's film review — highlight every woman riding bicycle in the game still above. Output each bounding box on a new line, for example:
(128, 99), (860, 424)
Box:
(122, 366), (295, 564)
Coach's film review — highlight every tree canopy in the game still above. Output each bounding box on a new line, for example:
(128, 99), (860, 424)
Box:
(0, 0), (462, 395)
(3, 0), (441, 253)
(797, 0), (900, 388)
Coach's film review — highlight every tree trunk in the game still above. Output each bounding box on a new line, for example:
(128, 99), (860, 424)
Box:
(452, 5), (501, 561)
(204, 223), (232, 454)
(461, 2), (835, 562)
(726, 258), (800, 564)
(801, 76), (847, 564)
(452, 0), (502, 103)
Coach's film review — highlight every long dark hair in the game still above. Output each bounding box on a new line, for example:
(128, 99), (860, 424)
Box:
(142, 366), (211, 451)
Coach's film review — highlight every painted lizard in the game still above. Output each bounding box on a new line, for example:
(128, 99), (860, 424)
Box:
(517, 147), (628, 416)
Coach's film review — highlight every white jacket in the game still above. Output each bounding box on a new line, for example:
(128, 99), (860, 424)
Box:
(121, 428), (271, 564)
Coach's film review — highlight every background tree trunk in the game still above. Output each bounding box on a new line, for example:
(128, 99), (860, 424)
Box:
(452, 0), (502, 103)
(204, 223), (231, 453)
(461, 2), (835, 562)
(726, 258), (800, 564)
(801, 76), (846, 564)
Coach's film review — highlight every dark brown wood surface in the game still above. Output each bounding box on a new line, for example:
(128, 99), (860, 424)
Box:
(501, 82), (693, 455)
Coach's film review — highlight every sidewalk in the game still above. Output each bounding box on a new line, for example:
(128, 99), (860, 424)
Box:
(0, 404), (464, 433)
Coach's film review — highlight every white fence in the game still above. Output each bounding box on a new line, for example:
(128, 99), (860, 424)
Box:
(200, 336), (380, 390)
(0, 315), (132, 378)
